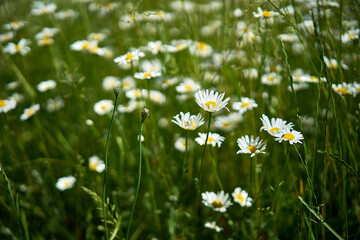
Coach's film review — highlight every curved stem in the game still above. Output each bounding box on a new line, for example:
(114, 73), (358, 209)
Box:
(126, 119), (145, 240)
(102, 94), (119, 240)
(198, 112), (212, 192)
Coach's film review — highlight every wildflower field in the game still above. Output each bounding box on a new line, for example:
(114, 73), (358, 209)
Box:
(1, 0), (360, 239)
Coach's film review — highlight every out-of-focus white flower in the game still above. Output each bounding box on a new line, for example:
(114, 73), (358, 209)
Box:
(93, 100), (113, 115)
(56, 176), (76, 191)
(37, 80), (56, 92)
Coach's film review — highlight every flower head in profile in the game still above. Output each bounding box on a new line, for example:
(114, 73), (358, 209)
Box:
(253, 7), (279, 18)
(94, 99), (113, 115)
(134, 71), (161, 80)
(332, 83), (355, 96)
(202, 191), (232, 212)
(260, 114), (294, 136)
(20, 104), (40, 121)
(0, 98), (17, 113)
(56, 176), (76, 191)
(114, 49), (145, 65)
(88, 155), (105, 173)
(204, 221), (223, 232)
(275, 129), (304, 145)
(195, 89), (230, 113)
(232, 97), (258, 114)
(232, 187), (252, 207)
(195, 132), (225, 147)
(37, 79), (56, 92)
(171, 112), (204, 130)
(237, 135), (266, 157)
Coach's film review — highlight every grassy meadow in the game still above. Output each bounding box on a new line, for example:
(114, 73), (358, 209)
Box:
(1, 0), (360, 239)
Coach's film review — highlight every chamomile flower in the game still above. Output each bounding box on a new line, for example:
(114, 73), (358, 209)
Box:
(102, 76), (121, 91)
(88, 32), (106, 42)
(164, 39), (192, 52)
(147, 40), (163, 54)
(20, 104), (40, 121)
(261, 72), (281, 85)
(0, 98), (17, 113)
(175, 78), (201, 94)
(56, 176), (76, 191)
(88, 155), (105, 173)
(117, 100), (138, 113)
(195, 89), (231, 113)
(189, 41), (213, 57)
(0, 32), (14, 43)
(31, 1), (57, 15)
(3, 21), (25, 31)
(134, 71), (161, 80)
(201, 191), (232, 212)
(46, 96), (64, 112)
(120, 76), (136, 91)
(237, 135), (266, 157)
(332, 83), (355, 96)
(174, 137), (191, 152)
(172, 112), (204, 130)
(149, 90), (166, 104)
(3, 39), (31, 56)
(93, 100), (113, 115)
(70, 40), (97, 52)
(342, 29), (359, 44)
(232, 187), (252, 207)
(126, 89), (145, 100)
(214, 115), (236, 132)
(204, 221), (223, 232)
(253, 7), (279, 18)
(35, 27), (59, 39)
(232, 97), (258, 114)
(275, 129), (304, 145)
(37, 38), (54, 46)
(37, 80), (56, 92)
(195, 132), (225, 147)
(260, 114), (294, 136)
(114, 49), (145, 65)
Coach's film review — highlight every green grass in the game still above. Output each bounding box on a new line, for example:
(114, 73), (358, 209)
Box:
(0, 0), (360, 239)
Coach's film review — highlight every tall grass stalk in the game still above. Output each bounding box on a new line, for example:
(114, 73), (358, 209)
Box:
(126, 108), (150, 240)
(198, 112), (212, 191)
(102, 88), (120, 240)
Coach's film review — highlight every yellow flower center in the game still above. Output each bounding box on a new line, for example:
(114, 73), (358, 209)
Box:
(208, 137), (215, 143)
(26, 108), (35, 116)
(122, 82), (130, 88)
(89, 162), (97, 170)
(101, 105), (108, 110)
(156, 11), (165, 17)
(349, 33), (356, 39)
(211, 200), (223, 208)
(247, 145), (258, 153)
(0, 100), (6, 107)
(185, 85), (193, 91)
(134, 90), (141, 97)
(283, 133), (295, 140)
(267, 76), (275, 81)
(205, 101), (217, 109)
(143, 72), (152, 78)
(310, 76), (317, 81)
(337, 87), (348, 94)
(82, 42), (90, 50)
(42, 38), (52, 45)
(236, 193), (245, 202)
(15, 44), (22, 51)
(270, 66), (277, 72)
(125, 53), (134, 60)
(188, 122), (195, 130)
(269, 127), (279, 134)
(176, 44), (184, 50)
(197, 42), (207, 51)
(223, 122), (231, 127)
(241, 102), (249, 108)
(262, 11), (272, 18)
(90, 46), (99, 53)
(63, 181), (71, 188)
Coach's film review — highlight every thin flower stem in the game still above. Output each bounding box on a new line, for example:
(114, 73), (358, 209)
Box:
(102, 94), (119, 240)
(126, 116), (146, 240)
(209, 147), (223, 190)
(198, 112), (212, 192)
(182, 130), (189, 178)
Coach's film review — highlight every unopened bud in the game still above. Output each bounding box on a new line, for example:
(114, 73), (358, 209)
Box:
(113, 87), (120, 96)
(141, 108), (150, 122)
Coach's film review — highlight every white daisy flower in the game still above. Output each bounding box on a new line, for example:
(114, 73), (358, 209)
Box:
(70, 40), (98, 52)
(204, 221), (223, 232)
(55, 9), (79, 20)
(332, 83), (356, 96)
(37, 37), (54, 46)
(46, 96), (64, 112)
(140, 59), (162, 73)
(195, 89), (231, 113)
(0, 98), (17, 113)
(195, 132), (225, 147)
(174, 137), (191, 152)
(214, 115), (236, 132)
(125, 89), (145, 100)
(56, 176), (76, 191)
(253, 7), (279, 18)
(117, 100), (138, 113)
(3, 21), (25, 31)
(134, 71), (161, 80)
(20, 104), (40, 121)
(237, 135), (266, 157)
(232, 187), (252, 207)
(323, 56), (348, 70)
(149, 90), (166, 104)
(232, 97), (258, 114)
(88, 155), (105, 173)
(102, 76), (121, 91)
(175, 78), (201, 94)
(35, 27), (59, 40)
(147, 40), (163, 54)
(172, 112), (204, 130)
(342, 29), (359, 44)
(37, 80), (56, 92)
(114, 49), (145, 65)
(242, 68), (258, 80)
(120, 76), (136, 91)
(164, 39), (192, 52)
(3, 39), (31, 56)
(261, 72), (281, 85)
(189, 41), (213, 57)
(88, 32), (106, 42)
(260, 114), (294, 136)
(201, 191), (232, 212)
(93, 99), (113, 115)
(275, 129), (304, 145)
(31, 1), (57, 15)
(0, 32), (14, 43)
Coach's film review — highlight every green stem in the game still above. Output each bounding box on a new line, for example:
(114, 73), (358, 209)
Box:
(182, 130), (189, 178)
(198, 112), (212, 192)
(209, 147), (223, 190)
(102, 94), (119, 240)
(126, 117), (146, 240)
